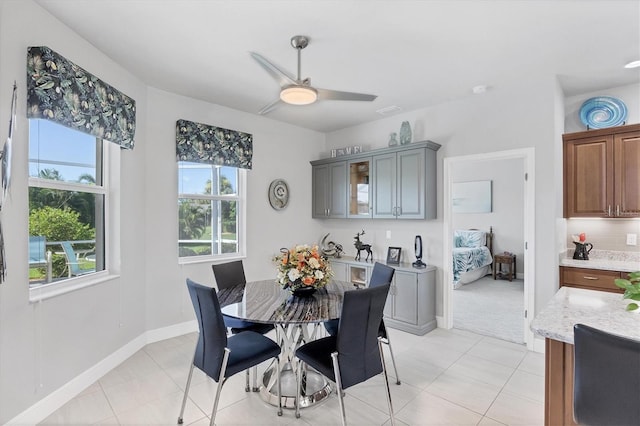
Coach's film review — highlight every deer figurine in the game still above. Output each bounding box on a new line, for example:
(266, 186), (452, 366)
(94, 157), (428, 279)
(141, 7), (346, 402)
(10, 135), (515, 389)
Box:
(354, 230), (372, 262)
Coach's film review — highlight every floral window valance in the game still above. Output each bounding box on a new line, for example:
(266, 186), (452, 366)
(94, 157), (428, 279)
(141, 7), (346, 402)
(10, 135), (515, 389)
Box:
(176, 119), (253, 169)
(26, 46), (136, 149)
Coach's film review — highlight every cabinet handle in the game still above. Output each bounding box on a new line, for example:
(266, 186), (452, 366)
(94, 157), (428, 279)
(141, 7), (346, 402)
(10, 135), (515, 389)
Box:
(616, 205), (620, 216)
(608, 205), (612, 216)
(583, 276), (599, 280)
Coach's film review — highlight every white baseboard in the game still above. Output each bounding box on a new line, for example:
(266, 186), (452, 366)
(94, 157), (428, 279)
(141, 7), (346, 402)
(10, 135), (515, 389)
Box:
(7, 320), (198, 426)
(532, 336), (546, 354)
(436, 315), (445, 329)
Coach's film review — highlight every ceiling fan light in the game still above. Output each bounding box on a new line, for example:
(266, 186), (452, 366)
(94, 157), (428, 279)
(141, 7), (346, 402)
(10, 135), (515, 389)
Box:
(280, 85), (318, 105)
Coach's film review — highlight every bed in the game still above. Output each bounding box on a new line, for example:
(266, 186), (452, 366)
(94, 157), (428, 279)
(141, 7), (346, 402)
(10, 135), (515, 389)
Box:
(452, 227), (493, 289)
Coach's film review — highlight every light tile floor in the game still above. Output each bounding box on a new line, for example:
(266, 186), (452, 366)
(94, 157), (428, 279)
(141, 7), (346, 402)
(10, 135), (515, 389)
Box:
(40, 328), (545, 425)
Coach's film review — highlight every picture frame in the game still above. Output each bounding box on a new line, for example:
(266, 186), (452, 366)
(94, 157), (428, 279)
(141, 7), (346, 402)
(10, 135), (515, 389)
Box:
(386, 246), (401, 265)
(452, 180), (492, 213)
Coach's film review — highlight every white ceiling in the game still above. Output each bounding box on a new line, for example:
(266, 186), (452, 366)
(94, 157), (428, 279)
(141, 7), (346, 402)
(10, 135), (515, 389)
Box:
(35, 0), (640, 133)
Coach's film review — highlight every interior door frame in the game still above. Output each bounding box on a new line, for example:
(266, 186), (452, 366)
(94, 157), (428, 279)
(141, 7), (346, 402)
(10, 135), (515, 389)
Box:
(443, 148), (536, 350)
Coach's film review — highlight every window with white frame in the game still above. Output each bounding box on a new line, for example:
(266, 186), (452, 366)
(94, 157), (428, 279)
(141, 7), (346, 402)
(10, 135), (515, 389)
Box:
(178, 162), (244, 259)
(28, 119), (106, 285)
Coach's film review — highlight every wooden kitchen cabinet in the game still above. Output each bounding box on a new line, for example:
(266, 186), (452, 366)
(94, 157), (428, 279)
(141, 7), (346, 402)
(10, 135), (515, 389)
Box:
(563, 123), (640, 218)
(559, 266), (623, 293)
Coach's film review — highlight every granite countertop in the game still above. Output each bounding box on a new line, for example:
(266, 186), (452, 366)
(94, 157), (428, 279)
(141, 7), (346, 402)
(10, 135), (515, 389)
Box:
(530, 286), (640, 344)
(559, 249), (640, 273)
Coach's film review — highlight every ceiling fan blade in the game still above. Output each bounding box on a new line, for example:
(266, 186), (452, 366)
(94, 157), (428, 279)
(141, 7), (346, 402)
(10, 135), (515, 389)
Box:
(250, 52), (296, 87)
(316, 88), (377, 102)
(258, 98), (283, 115)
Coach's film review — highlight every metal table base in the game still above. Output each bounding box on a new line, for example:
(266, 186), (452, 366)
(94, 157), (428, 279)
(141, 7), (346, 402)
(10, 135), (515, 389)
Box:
(259, 323), (333, 409)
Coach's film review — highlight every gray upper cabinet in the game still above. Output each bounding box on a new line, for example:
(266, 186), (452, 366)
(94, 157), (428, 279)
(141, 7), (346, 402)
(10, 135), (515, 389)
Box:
(311, 141), (440, 220)
(372, 148), (428, 219)
(312, 162), (347, 218)
(347, 158), (372, 218)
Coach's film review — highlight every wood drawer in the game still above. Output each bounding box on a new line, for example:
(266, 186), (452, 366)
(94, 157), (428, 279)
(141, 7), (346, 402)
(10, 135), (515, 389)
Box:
(560, 267), (623, 293)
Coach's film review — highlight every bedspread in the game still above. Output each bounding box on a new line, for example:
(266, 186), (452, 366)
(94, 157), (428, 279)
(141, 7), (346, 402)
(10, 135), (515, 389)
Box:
(453, 246), (492, 285)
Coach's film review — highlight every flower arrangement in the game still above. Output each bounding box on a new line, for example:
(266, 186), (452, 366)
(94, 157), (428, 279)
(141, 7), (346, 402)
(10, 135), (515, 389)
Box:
(274, 244), (333, 292)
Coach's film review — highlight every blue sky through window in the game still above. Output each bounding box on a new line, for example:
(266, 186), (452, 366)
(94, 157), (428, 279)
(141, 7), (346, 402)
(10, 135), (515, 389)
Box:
(29, 119), (96, 183)
(178, 163), (237, 195)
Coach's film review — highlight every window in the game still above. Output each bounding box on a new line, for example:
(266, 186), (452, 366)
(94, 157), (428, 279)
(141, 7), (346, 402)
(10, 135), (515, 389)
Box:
(28, 119), (106, 286)
(178, 162), (244, 260)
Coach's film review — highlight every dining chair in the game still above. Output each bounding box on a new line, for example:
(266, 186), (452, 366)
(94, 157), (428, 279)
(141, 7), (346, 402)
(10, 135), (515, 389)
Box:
(573, 323), (640, 426)
(296, 283), (395, 426)
(324, 262), (400, 385)
(178, 279), (282, 426)
(212, 260), (274, 391)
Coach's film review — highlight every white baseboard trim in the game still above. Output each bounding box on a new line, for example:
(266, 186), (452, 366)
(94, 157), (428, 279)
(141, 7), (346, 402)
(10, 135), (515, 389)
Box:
(436, 315), (445, 329)
(532, 336), (546, 354)
(146, 320), (198, 344)
(6, 320), (198, 426)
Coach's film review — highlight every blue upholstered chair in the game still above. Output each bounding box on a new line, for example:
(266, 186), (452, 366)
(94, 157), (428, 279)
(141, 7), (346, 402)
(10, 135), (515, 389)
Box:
(296, 284), (395, 426)
(324, 262), (400, 384)
(178, 279), (282, 426)
(212, 260), (274, 391)
(573, 323), (640, 426)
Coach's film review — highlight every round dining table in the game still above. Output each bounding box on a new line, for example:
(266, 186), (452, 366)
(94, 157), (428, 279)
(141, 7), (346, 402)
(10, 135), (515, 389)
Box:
(218, 279), (357, 409)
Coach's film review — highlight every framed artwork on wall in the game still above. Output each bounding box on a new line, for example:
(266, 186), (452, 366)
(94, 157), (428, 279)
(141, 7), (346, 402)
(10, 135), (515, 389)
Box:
(452, 180), (492, 213)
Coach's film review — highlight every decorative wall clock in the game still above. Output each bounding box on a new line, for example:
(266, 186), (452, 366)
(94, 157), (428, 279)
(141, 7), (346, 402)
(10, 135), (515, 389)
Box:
(268, 179), (289, 210)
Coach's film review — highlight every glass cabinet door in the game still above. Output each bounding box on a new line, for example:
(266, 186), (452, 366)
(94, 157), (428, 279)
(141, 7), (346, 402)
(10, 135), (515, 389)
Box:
(348, 158), (371, 218)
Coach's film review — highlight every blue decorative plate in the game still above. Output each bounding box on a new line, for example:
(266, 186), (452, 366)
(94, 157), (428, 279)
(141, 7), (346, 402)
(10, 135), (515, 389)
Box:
(579, 97), (627, 129)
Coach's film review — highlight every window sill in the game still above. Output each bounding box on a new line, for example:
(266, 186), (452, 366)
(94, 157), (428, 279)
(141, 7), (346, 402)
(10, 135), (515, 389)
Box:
(29, 271), (120, 303)
(179, 254), (246, 266)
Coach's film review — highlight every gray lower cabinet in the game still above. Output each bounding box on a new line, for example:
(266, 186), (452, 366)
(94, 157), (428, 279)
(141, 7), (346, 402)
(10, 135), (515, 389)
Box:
(329, 257), (437, 335)
(312, 162), (347, 218)
(385, 268), (437, 335)
(331, 262), (348, 282)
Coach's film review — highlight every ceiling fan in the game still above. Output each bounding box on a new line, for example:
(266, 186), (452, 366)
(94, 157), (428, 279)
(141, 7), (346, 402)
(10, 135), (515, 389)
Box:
(251, 35), (377, 115)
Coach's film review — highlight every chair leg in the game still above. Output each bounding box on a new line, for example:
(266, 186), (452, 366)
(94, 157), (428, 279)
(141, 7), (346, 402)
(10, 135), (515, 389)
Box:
(378, 338), (396, 426)
(295, 359), (303, 419)
(177, 362), (195, 424)
(245, 369), (250, 392)
(276, 355), (282, 416)
(384, 334), (401, 385)
(210, 348), (230, 426)
(331, 352), (347, 426)
(252, 365), (259, 392)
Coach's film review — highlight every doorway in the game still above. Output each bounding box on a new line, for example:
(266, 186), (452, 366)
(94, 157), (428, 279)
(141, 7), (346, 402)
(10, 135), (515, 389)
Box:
(443, 148), (536, 350)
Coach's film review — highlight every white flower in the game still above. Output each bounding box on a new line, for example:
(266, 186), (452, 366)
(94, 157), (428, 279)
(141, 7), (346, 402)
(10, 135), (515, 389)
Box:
(288, 268), (301, 281)
(308, 257), (320, 268)
(314, 270), (324, 280)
